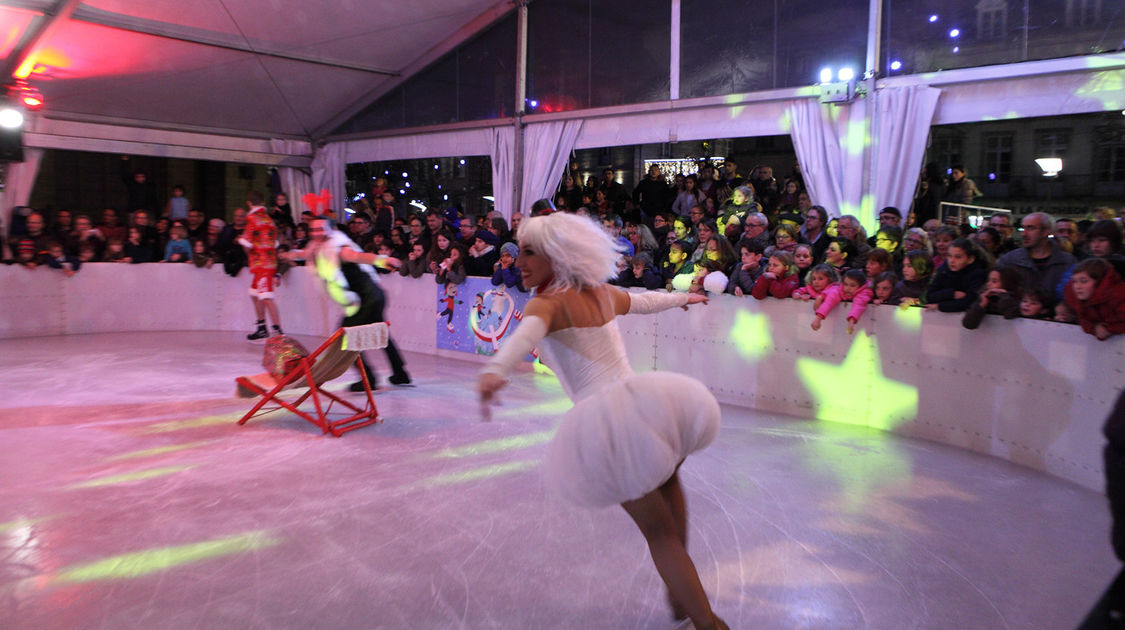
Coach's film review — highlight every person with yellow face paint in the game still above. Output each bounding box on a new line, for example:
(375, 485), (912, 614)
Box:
(823, 237), (855, 275)
(661, 239), (696, 291)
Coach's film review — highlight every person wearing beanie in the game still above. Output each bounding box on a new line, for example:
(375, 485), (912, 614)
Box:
(492, 241), (524, 289)
(466, 228), (500, 276)
(529, 198), (556, 216)
(15, 239), (39, 268)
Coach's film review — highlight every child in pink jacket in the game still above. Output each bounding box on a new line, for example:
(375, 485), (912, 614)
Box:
(792, 264), (838, 301)
(811, 269), (874, 334)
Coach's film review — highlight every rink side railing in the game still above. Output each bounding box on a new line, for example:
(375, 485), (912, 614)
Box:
(2, 263), (1121, 492)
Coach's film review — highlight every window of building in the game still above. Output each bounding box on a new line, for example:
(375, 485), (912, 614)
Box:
(1035, 129), (1071, 158)
(976, 1), (1007, 41)
(1096, 144), (1125, 183)
(982, 133), (1013, 183)
(930, 132), (963, 172)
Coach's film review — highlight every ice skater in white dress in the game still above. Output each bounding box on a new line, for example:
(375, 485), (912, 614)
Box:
(478, 212), (727, 630)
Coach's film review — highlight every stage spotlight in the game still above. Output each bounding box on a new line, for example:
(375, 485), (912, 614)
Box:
(0, 105), (23, 129)
(819, 67), (833, 84)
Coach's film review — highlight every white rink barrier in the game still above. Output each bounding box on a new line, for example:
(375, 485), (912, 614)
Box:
(2, 265), (1121, 491)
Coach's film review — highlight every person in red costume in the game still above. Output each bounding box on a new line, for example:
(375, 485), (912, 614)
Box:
(241, 190), (283, 341)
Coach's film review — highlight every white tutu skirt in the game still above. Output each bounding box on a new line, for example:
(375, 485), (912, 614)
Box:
(542, 371), (721, 508)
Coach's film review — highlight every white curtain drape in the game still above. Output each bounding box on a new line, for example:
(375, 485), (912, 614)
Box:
(269, 139), (313, 224)
(872, 86), (942, 224)
(519, 120), (582, 214)
(487, 127), (515, 221)
(311, 142), (346, 219)
(2, 147), (44, 248)
(787, 99), (866, 220)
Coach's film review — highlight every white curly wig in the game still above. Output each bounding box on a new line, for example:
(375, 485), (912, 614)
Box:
(517, 212), (625, 292)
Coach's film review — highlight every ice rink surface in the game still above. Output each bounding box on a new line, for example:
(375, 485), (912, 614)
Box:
(0, 332), (1115, 629)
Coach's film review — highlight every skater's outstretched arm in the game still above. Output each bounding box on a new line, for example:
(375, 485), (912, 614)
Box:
(623, 289), (708, 315)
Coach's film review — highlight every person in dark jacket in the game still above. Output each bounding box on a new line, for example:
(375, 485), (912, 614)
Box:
(1077, 389), (1125, 629)
(491, 242), (525, 290)
(996, 212), (1075, 296)
(616, 251), (663, 289)
(465, 229), (500, 277)
(962, 267), (1023, 329)
(912, 163), (945, 227)
(632, 164), (672, 219)
(926, 238), (988, 312)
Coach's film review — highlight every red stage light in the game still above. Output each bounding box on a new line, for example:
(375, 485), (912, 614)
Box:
(10, 80), (42, 110)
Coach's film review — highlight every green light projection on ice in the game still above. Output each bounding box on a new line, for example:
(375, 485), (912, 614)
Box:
(433, 430), (555, 459)
(66, 465), (194, 490)
(408, 460), (538, 491)
(138, 412), (243, 434)
(53, 531), (281, 584)
(105, 440), (215, 462)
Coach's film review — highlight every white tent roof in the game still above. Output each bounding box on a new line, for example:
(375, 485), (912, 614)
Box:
(1, 0), (513, 139)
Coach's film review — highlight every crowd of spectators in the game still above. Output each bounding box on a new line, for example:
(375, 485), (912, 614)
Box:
(4, 157), (1124, 340)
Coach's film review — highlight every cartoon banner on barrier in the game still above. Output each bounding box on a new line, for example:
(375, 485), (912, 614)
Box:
(436, 277), (534, 358)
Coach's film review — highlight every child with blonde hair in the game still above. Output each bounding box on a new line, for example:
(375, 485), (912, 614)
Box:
(792, 264), (838, 301)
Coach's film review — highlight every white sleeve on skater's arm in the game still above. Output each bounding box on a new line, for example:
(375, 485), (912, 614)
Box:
(626, 291), (690, 315)
(480, 315), (549, 379)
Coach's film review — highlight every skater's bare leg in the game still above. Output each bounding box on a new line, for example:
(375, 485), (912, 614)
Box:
(621, 480), (720, 630)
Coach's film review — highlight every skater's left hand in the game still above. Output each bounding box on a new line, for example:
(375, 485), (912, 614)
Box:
(683, 293), (709, 310)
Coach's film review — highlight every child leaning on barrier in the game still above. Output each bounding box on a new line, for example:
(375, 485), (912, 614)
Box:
(962, 267), (1022, 329)
(751, 252), (800, 299)
(870, 271), (899, 305)
(1064, 258), (1125, 341)
(925, 238), (987, 313)
(793, 243), (815, 287)
(725, 238), (766, 296)
(895, 250), (934, 306)
(1023, 288), (1055, 321)
(617, 252), (663, 290)
(792, 264), (837, 301)
(812, 269), (873, 334)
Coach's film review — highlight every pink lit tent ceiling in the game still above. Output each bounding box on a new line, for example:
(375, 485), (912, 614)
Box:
(0, 0), (512, 140)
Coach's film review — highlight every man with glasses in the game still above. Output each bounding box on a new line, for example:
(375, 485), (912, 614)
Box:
(988, 213), (1018, 254)
(800, 206), (830, 262)
(742, 212), (770, 249)
(902, 228), (931, 254)
(836, 214), (872, 269)
(687, 205), (707, 231)
(997, 212), (1075, 295)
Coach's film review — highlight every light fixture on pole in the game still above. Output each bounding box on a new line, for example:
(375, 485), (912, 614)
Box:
(817, 66), (857, 104)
